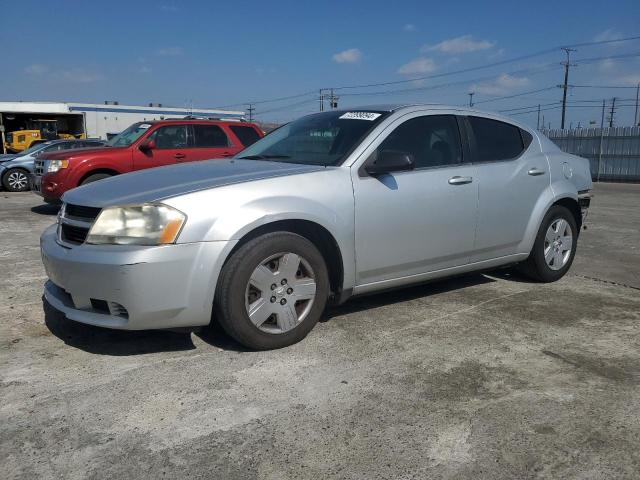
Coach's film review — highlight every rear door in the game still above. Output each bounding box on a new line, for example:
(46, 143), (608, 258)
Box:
(227, 124), (263, 149)
(464, 116), (549, 261)
(133, 124), (190, 170)
(189, 124), (235, 160)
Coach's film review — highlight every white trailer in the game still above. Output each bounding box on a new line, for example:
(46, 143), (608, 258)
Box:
(0, 101), (244, 153)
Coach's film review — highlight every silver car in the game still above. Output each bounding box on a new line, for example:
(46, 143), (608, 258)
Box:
(40, 105), (592, 349)
(1, 139), (106, 192)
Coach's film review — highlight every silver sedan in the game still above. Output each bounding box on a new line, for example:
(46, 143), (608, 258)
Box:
(40, 105), (592, 349)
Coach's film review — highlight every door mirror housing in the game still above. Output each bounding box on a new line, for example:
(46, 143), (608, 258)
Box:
(365, 150), (415, 176)
(139, 138), (156, 152)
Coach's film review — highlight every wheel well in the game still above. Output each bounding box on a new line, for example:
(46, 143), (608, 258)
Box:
(553, 197), (581, 230)
(227, 220), (344, 300)
(79, 169), (119, 185)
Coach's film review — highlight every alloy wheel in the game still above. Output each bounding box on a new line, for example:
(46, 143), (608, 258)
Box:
(7, 171), (28, 191)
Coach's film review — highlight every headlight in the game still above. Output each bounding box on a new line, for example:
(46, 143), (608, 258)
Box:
(86, 204), (186, 245)
(47, 159), (69, 173)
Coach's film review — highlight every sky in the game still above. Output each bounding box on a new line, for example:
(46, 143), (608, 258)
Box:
(1, 0), (640, 128)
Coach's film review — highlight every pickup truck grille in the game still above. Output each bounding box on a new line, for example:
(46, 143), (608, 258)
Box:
(57, 203), (101, 246)
(34, 159), (46, 175)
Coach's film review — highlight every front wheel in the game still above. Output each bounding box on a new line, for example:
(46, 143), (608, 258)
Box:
(518, 205), (578, 282)
(81, 173), (112, 185)
(2, 168), (30, 192)
(214, 232), (330, 350)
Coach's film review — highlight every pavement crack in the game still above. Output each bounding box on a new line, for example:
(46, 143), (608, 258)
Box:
(571, 274), (640, 291)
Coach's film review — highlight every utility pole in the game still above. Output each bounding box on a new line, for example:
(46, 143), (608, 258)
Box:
(536, 104), (541, 130)
(560, 47), (576, 130)
(246, 104), (255, 122)
(319, 89), (324, 112)
(468, 92), (474, 107)
(597, 99), (605, 182)
(329, 88), (339, 109)
(608, 97), (617, 128)
(635, 83), (639, 126)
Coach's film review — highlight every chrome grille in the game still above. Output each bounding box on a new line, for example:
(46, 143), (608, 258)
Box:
(34, 159), (46, 175)
(57, 203), (101, 246)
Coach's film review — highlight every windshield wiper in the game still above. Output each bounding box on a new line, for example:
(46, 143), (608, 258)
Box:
(237, 154), (291, 160)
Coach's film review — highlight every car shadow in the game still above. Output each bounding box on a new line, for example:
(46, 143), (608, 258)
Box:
(323, 272), (497, 321)
(31, 204), (60, 216)
(42, 270), (521, 355)
(43, 298), (196, 356)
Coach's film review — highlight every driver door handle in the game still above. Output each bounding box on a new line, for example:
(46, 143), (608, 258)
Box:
(174, 153), (186, 159)
(448, 176), (473, 185)
(528, 167), (546, 176)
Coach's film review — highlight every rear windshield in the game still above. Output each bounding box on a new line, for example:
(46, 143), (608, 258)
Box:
(237, 110), (388, 166)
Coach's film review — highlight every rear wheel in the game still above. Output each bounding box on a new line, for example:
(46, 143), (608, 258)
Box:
(81, 173), (112, 185)
(518, 205), (578, 282)
(2, 168), (30, 192)
(214, 232), (330, 350)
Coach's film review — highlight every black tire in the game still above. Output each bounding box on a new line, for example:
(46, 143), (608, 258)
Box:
(2, 168), (30, 192)
(81, 173), (112, 185)
(518, 205), (578, 282)
(214, 232), (330, 350)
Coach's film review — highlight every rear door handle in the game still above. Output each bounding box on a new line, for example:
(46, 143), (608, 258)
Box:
(528, 168), (545, 176)
(174, 153), (186, 159)
(448, 176), (473, 185)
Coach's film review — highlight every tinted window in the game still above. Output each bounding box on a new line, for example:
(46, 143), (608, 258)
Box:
(193, 125), (229, 148)
(468, 116), (524, 162)
(229, 125), (261, 147)
(150, 125), (188, 149)
(378, 115), (462, 169)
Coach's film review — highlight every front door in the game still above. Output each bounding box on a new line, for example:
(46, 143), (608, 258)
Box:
(133, 124), (190, 170)
(352, 114), (478, 287)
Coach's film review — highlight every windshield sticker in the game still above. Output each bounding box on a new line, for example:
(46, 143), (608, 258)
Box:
(139, 124), (151, 129)
(339, 112), (382, 121)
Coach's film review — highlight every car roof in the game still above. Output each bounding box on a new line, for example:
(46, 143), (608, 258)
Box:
(138, 118), (256, 126)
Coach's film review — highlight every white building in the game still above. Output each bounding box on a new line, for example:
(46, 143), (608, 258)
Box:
(0, 101), (245, 150)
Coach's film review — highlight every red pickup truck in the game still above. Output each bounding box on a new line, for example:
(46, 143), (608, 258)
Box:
(32, 118), (263, 202)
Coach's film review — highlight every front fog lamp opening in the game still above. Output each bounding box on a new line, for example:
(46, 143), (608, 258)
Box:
(86, 204), (186, 245)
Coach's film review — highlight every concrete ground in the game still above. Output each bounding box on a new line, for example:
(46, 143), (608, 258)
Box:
(1, 183), (639, 479)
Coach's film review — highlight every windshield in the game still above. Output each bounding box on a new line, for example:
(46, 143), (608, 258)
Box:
(237, 110), (389, 166)
(19, 142), (50, 156)
(107, 122), (152, 147)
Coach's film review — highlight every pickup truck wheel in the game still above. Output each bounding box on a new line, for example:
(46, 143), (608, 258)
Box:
(81, 173), (112, 185)
(214, 232), (330, 350)
(2, 168), (30, 192)
(518, 205), (577, 282)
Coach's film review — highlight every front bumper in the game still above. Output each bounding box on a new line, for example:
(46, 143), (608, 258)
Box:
(40, 224), (234, 330)
(31, 173), (64, 201)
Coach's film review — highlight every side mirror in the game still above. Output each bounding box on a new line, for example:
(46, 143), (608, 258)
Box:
(365, 149), (415, 176)
(139, 138), (156, 152)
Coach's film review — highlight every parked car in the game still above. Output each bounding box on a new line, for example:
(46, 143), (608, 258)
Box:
(40, 105), (592, 350)
(32, 119), (263, 202)
(1, 139), (106, 192)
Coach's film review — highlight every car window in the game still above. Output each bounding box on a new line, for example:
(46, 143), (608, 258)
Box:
(467, 116), (524, 162)
(149, 125), (188, 149)
(229, 125), (261, 147)
(192, 125), (229, 148)
(42, 143), (65, 152)
(378, 115), (462, 169)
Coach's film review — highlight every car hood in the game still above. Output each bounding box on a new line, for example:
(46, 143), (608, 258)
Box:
(62, 159), (327, 207)
(0, 154), (19, 162)
(40, 146), (115, 160)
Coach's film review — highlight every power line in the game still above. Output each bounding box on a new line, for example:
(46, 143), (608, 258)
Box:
(209, 35), (640, 111)
(474, 86), (558, 105)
